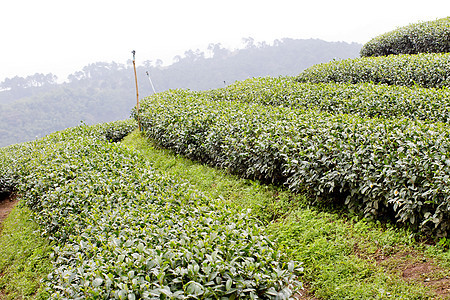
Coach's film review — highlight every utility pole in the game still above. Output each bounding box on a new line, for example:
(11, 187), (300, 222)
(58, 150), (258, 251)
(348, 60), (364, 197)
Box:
(132, 50), (141, 131)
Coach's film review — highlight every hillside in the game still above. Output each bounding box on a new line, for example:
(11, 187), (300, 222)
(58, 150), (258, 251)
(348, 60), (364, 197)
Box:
(0, 38), (361, 148)
(2, 19), (450, 299)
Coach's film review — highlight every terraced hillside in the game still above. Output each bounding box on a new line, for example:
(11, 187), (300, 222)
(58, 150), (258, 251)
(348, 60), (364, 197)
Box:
(1, 17), (450, 299)
(136, 59), (450, 238)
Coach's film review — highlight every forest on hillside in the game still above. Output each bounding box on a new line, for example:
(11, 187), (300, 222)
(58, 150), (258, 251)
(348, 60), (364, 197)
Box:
(0, 38), (361, 147)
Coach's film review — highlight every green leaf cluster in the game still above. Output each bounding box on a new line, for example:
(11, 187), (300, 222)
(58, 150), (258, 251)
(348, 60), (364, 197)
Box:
(0, 176), (15, 201)
(0, 120), (300, 299)
(296, 52), (450, 88)
(360, 17), (450, 57)
(136, 89), (450, 237)
(101, 119), (138, 143)
(0, 119), (136, 201)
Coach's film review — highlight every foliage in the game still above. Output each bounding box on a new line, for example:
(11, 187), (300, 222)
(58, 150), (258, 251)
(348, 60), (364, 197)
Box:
(360, 17), (450, 57)
(208, 77), (450, 124)
(135, 88), (450, 237)
(122, 130), (307, 225)
(0, 120), (300, 299)
(99, 119), (138, 142)
(296, 52), (450, 88)
(0, 177), (15, 201)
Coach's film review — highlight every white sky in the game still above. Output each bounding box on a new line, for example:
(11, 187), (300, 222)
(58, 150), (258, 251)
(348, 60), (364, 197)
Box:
(0, 0), (449, 82)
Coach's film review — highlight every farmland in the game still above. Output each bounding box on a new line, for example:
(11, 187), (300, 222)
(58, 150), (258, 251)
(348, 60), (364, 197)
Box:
(2, 17), (450, 299)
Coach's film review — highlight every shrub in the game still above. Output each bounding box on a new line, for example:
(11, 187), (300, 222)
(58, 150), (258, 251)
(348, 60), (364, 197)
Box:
(361, 17), (450, 57)
(296, 52), (450, 88)
(0, 177), (15, 200)
(100, 119), (137, 142)
(208, 77), (450, 124)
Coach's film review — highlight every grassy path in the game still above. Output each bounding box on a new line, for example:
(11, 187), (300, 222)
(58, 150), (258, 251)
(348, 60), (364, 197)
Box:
(0, 202), (53, 299)
(123, 130), (450, 299)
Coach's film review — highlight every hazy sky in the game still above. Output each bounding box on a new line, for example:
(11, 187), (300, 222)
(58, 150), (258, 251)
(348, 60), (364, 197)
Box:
(1, 0), (449, 82)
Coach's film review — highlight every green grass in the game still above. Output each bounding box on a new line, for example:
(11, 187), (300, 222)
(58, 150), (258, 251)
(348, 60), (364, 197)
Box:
(123, 130), (450, 299)
(121, 129), (307, 224)
(271, 210), (436, 299)
(0, 203), (53, 300)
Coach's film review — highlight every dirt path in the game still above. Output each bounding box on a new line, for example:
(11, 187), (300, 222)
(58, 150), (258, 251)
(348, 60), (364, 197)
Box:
(0, 195), (18, 228)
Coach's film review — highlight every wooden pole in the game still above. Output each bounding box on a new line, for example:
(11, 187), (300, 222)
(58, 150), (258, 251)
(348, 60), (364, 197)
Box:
(132, 50), (141, 131)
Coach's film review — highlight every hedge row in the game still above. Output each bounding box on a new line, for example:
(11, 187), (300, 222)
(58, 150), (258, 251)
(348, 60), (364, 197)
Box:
(0, 120), (300, 299)
(207, 77), (450, 124)
(101, 119), (138, 142)
(361, 17), (450, 57)
(0, 119), (137, 202)
(135, 90), (450, 237)
(296, 52), (450, 88)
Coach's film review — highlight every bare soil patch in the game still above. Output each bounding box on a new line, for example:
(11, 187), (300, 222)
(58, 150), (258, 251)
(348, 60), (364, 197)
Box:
(0, 194), (18, 229)
(377, 251), (450, 299)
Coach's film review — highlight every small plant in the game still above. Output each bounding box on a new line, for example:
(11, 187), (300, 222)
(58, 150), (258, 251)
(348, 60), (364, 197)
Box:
(0, 177), (15, 201)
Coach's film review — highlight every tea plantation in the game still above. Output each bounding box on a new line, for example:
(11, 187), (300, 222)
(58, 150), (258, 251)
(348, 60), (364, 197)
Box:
(1, 17), (450, 299)
(0, 120), (300, 299)
(135, 79), (450, 237)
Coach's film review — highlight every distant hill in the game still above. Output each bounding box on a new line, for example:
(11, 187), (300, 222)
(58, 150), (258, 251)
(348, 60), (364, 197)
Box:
(0, 38), (361, 147)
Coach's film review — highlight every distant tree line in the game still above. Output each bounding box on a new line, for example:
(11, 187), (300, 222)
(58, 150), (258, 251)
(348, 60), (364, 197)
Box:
(0, 38), (361, 147)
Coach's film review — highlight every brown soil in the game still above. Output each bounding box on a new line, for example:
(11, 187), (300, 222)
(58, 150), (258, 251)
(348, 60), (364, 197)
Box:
(377, 251), (450, 299)
(0, 194), (18, 299)
(294, 283), (319, 300)
(0, 194), (18, 229)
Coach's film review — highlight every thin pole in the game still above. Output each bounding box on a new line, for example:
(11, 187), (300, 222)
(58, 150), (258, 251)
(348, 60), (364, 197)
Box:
(132, 50), (141, 131)
(146, 71), (157, 94)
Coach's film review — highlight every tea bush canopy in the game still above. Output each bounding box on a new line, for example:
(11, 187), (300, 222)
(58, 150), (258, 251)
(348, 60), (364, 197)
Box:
(296, 52), (450, 88)
(360, 17), (450, 57)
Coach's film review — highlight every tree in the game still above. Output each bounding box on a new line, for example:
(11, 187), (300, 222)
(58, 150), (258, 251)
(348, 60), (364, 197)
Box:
(0, 38), (363, 147)
(1, 76), (28, 90)
(26, 73), (58, 87)
(208, 43), (231, 59)
(183, 49), (205, 62)
(243, 37), (256, 49)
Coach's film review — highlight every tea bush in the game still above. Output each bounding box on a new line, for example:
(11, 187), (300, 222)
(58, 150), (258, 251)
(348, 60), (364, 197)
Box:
(0, 120), (300, 299)
(0, 143), (34, 201)
(100, 119), (138, 142)
(136, 90), (450, 237)
(296, 52), (450, 88)
(360, 17), (450, 57)
(208, 77), (450, 124)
